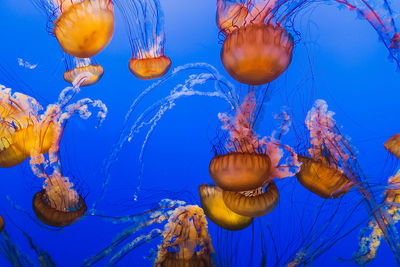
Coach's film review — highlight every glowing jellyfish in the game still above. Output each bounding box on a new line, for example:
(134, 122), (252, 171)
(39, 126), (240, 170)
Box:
(296, 100), (353, 199)
(1, 73), (107, 227)
(0, 87), (58, 168)
(384, 133), (400, 159)
(217, 0), (299, 85)
(115, 0), (171, 80)
(199, 184), (253, 231)
(332, 0), (400, 68)
(210, 91), (299, 218)
(39, 0), (115, 58)
(0, 216), (3, 233)
(64, 56), (104, 86)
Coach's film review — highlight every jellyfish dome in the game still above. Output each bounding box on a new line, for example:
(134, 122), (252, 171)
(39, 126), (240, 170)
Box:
(64, 57), (104, 86)
(52, 0), (115, 58)
(116, 0), (172, 80)
(0, 215), (4, 233)
(217, 0), (295, 85)
(296, 100), (352, 199)
(384, 133), (400, 159)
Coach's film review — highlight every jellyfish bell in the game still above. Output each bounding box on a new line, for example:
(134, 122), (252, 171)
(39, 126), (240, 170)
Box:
(296, 156), (351, 199)
(0, 215), (4, 233)
(384, 133), (400, 159)
(222, 181), (279, 217)
(128, 55), (172, 80)
(32, 174), (87, 228)
(199, 184), (253, 231)
(64, 59), (104, 86)
(209, 152), (271, 191)
(216, 2), (248, 35)
(221, 23), (293, 85)
(53, 0), (115, 58)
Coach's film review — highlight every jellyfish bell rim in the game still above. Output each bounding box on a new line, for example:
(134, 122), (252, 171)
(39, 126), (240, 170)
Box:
(199, 183), (253, 231)
(54, 0), (115, 58)
(296, 155), (352, 199)
(128, 55), (172, 80)
(220, 22), (294, 85)
(160, 253), (215, 267)
(64, 64), (104, 86)
(222, 181), (279, 217)
(209, 151), (271, 192)
(32, 189), (87, 228)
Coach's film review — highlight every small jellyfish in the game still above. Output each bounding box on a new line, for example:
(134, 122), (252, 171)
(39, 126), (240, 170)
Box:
(209, 91), (299, 218)
(34, 0), (115, 58)
(384, 133), (400, 159)
(199, 184), (253, 231)
(154, 205), (215, 267)
(0, 215), (4, 233)
(64, 56), (104, 86)
(217, 0), (296, 85)
(115, 0), (171, 80)
(0, 87), (57, 168)
(296, 100), (353, 199)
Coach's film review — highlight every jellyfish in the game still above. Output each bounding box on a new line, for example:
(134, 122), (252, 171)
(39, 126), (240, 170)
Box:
(0, 216), (3, 233)
(384, 133), (400, 159)
(0, 86), (58, 168)
(0, 72), (107, 227)
(296, 99), (354, 199)
(199, 184), (253, 231)
(115, 0), (172, 80)
(331, 0), (400, 69)
(217, 0), (304, 85)
(64, 56), (104, 86)
(32, 0), (115, 58)
(208, 91), (300, 218)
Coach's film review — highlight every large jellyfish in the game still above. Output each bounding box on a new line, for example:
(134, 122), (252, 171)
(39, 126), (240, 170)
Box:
(64, 56), (104, 86)
(217, 0), (310, 85)
(115, 0), (171, 80)
(331, 0), (400, 68)
(32, 0), (115, 58)
(1, 73), (107, 227)
(206, 91), (300, 221)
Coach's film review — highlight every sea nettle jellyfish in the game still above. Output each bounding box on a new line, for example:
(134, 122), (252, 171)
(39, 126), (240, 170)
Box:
(64, 56), (104, 86)
(296, 100), (353, 199)
(13, 73), (108, 227)
(217, 0), (307, 85)
(384, 133), (400, 159)
(115, 0), (171, 80)
(32, 0), (115, 58)
(207, 91), (300, 220)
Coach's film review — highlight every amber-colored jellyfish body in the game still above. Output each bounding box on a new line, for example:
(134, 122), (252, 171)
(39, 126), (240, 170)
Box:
(64, 57), (104, 86)
(0, 215), (4, 233)
(33, 189), (87, 227)
(296, 156), (351, 199)
(116, 0), (171, 80)
(53, 0), (115, 58)
(159, 255), (212, 267)
(221, 23), (293, 85)
(223, 181), (279, 217)
(384, 133), (400, 159)
(209, 152), (271, 191)
(129, 55), (171, 80)
(0, 96), (58, 168)
(217, 1), (294, 85)
(199, 184), (253, 231)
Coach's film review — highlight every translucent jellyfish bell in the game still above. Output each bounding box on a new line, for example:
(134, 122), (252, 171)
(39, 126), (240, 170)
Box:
(384, 133), (400, 159)
(64, 57), (104, 86)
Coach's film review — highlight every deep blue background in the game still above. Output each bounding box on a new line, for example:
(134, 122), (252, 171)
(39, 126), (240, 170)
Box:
(0, 0), (399, 266)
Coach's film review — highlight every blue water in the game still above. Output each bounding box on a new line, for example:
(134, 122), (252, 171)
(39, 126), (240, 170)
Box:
(0, 0), (400, 266)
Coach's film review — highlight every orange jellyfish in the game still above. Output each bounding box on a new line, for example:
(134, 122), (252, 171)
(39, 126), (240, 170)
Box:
(64, 56), (104, 86)
(34, 0), (114, 58)
(217, 0), (296, 85)
(384, 133), (400, 159)
(154, 205), (215, 267)
(199, 184), (253, 231)
(296, 100), (353, 199)
(208, 92), (299, 218)
(0, 215), (4, 233)
(0, 86), (57, 168)
(116, 0), (172, 80)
